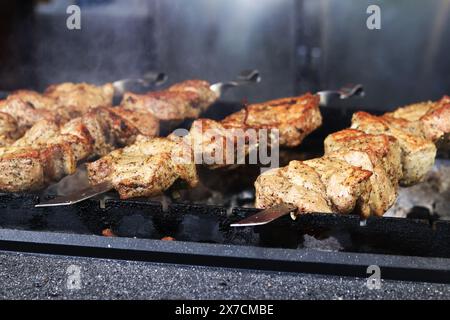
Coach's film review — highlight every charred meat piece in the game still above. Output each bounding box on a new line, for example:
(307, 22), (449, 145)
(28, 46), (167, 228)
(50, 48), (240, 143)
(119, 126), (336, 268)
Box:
(121, 80), (219, 122)
(351, 111), (437, 186)
(87, 93), (322, 198)
(186, 93), (322, 168)
(0, 83), (115, 146)
(0, 97), (55, 136)
(220, 93), (322, 147)
(0, 105), (160, 193)
(0, 112), (20, 147)
(385, 96), (450, 143)
(324, 129), (402, 185)
(0, 144), (76, 192)
(44, 82), (114, 119)
(255, 156), (373, 217)
(87, 136), (198, 199)
(324, 129), (403, 216)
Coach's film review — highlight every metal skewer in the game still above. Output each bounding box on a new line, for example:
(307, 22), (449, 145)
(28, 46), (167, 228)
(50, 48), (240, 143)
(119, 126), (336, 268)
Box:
(229, 203), (298, 227)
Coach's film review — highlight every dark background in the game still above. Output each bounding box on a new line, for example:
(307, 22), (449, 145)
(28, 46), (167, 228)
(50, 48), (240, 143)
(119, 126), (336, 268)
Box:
(0, 0), (449, 110)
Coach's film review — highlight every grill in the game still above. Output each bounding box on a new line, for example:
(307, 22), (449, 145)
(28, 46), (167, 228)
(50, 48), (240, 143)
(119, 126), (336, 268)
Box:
(1, 102), (449, 284)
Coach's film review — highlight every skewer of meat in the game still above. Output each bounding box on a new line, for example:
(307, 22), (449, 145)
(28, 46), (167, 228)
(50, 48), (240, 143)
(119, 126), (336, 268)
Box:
(0, 83), (115, 146)
(36, 83), (363, 206)
(0, 73), (167, 146)
(0, 106), (159, 192)
(85, 93), (322, 199)
(244, 96), (450, 225)
(3, 73), (259, 195)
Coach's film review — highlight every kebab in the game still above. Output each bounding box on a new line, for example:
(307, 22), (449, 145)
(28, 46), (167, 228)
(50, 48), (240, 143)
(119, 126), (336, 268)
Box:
(85, 93), (322, 199)
(36, 84), (363, 206)
(239, 96), (450, 226)
(0, 82), (115, 146)
(2, 74), (258, 194)
(0, 72), (168, 147)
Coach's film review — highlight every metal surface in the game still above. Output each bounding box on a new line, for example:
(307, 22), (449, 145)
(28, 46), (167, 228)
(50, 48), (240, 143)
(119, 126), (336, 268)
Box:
(35, 181), (113, 208)
(317, 84), (365, 107)
(112, 71), (168, 97)
(230, 203), (297, 227)
(0, 227), (449, 284)
(209, 69), (261, 96)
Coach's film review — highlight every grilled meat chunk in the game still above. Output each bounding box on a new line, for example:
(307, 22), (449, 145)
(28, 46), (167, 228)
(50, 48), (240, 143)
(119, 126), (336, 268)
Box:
(87, 136), (198, 199)
(0, 112), (20, 146)
(385, 96), (450, 143)
(351, 111), (436, 186)
(121, 80), (219, 122)
(0, 105), (160, 193)
(324, 129), (402, 185)
(44, 82), (114, 119)
(0, 144), (76, 192)
(255, 156), (373, 217)
(0, 97), (55, 135)
(255, 161), (334, 214)
(220, 93), (322, 147)
(186, 93), (322, 168)
(7, 90), (56, 110)
(87, 93), (322, 198)
(324, 129), (403, 216)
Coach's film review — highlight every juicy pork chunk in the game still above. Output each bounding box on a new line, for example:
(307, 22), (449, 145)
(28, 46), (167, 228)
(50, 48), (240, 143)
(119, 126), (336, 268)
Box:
(0, 105), (160, 193)
(385, 96), (450, 148)
(186, 93), (322, 168)
(44, 82), (115, 119)
(121, 80), (219, 122)
(0, 83), (115, 146)
(255, 157), (373, 217)
(351, 111), (437, 186)
(324, 129), (403, 216)
(256, 96), (450, 218)
(220, 93), (322, 147)
(324, 129), (402, 185)
(0, 144), (76, 192)
(87, 93), (322, 198)
(0, 112), (20, 146)
(87, 136), (198, 199)
(0, 97), (55, 136)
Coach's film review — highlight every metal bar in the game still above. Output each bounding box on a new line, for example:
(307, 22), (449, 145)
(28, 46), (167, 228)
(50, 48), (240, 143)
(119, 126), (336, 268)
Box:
(0, 228), (448, 284)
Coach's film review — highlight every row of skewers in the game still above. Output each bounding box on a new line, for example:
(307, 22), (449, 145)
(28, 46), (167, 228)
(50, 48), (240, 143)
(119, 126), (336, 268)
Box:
(0, 72), (448, 226)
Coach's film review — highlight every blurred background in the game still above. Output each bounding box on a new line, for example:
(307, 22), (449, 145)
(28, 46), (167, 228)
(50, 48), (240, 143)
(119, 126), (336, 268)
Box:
(0, 0), (449, 109)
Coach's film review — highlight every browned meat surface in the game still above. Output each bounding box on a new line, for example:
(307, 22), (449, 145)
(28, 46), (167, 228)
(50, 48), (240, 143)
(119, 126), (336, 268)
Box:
(121, 80), (219, 122)
(44, 82), (114, 119)
(0, 83), (115, 146)
(255, 157), (372, 217)
(0, 144), (76, 192)
(87, 93), (322, 198)
(324, 129), (402, 184)
(0, 112), (20, 146)
(0, 97), (55, 136)
(220, 93), (322, 147)
(87, 136), (198, 199)
(351, 111), (437, 186)
(186, 93), (322, 168)
(0, 105), (160, 192)
(256, 96), (449, 218)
